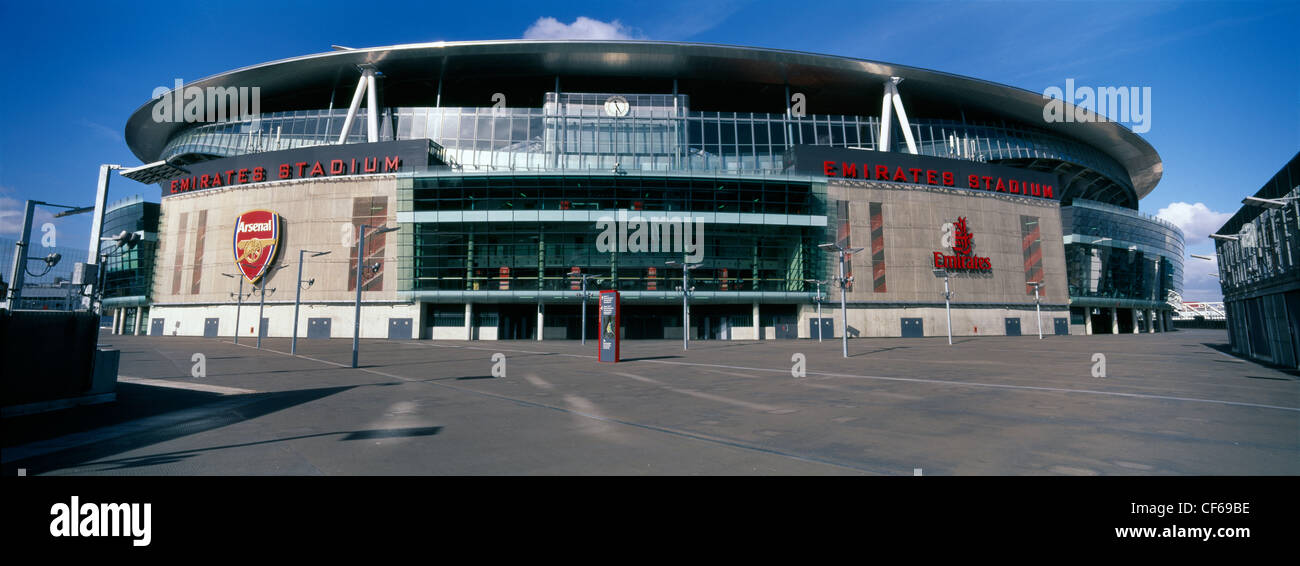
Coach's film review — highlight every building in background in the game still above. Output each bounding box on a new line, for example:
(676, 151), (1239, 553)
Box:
(98, 195), (160, 335)
(1212, 151), (1299, 368)
(0, 237), (87, 311)
(118, 40), (1181, 340)
(1062, 200), (1183, 334)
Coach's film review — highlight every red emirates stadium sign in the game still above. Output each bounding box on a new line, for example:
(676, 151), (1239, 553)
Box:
(933, 217), (991, 270)
(233, 210), (281, 284)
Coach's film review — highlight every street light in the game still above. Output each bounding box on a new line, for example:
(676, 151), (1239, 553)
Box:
(572, 270), (604, 345)
(221, 273), (246, 344)
(292, 250), (331, 355)
(932, 268), (953, 345)
(1189, 254), (1217, 261)
(353, 224), (399, 368)
(666, 259), (701, 351)
(804, 279), (828, 342)
(1028, 280), (1043, 340)
(256, 264), (287, 349)
(1208, 234), (1239, 242)
(5, 200), (91, 310)
(1241, 195), (1296, 209)
(819, 242), (863, 358)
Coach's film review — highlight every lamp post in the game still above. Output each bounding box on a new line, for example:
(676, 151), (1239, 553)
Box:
(819, 243), (863, 358)
(1029, 281), (1043, 339)
(292, 250), (331, 355)
(6, 200), (91, 310)
(805, 278), (828, 342)
(666, 259), (700, 351)
(353, 224), (398, 368)
(256, 264), (286, 349)
(574, 271), (603, 345)
(933, 268), (952, 345)
(221, 273), (245, 344)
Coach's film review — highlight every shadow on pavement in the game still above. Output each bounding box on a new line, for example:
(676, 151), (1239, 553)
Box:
(1201, 342), (1300, 376)
(3, 385), (357, 475)
(850, 346), (910, 358)
(4, 383), (224, 449)
(41, 426), (445, 473)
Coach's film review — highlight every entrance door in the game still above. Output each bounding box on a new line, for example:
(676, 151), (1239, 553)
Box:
(901, 318), (923, 337)
(774, 316), (798, 339)
(388, 318), (413, 340)
(150, 318), (164, 336)
(204, 318), (219, 338)
(1054, 318), (1069, 335)
(497, 305), (536, 340)
(809, 318), (833, 339)
(307, 318), (332, 338)
(1005, 318), (1022, 336)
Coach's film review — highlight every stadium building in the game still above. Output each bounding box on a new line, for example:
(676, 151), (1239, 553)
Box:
(118, 40), (1182, 341)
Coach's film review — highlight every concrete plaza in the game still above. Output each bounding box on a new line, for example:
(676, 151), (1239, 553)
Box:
(3, 329), (1296, 475)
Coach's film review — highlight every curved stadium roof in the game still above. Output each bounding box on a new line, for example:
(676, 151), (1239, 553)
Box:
(125, 40), (1161, 201)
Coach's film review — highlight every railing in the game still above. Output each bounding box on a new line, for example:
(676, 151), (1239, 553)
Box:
(1173, 301), (1226, 320)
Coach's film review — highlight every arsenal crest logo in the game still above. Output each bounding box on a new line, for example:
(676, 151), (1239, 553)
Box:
(233, 210), (280, 284)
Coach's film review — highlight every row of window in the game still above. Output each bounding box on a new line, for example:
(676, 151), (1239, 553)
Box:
(405, 223), (818, 292)
(158, 105), (1133, 197)
(408, 176), (819, 214)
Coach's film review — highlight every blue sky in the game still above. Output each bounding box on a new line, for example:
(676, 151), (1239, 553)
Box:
(1, 0), (1296, 300)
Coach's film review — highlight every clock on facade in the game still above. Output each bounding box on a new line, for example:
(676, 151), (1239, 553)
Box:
(603, 95), (630, 117)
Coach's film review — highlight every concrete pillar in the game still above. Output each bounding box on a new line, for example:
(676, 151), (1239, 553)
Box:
(1147, 309), (1155, 333)
(1131, 309), (1139, 334)
(1110, 308), (1119, 334)
(465, 303), (473, 340)
(537, 299), (544, 341)
(1084, 309), (1092, 335)
(753, 302), (761, 341)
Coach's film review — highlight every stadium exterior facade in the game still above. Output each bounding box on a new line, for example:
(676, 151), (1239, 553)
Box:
(119, 40), (1182, 341)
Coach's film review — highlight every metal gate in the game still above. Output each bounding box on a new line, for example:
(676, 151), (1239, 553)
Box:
(307, 318), (331, 339)
(901, 318), (923, 338)
(388, 318), (413, 340)
(204, 318), (219, 338)
(1005, 318), (1022, 336)
(150, 318), (164, 336)
(1054, 318), (1069, 335)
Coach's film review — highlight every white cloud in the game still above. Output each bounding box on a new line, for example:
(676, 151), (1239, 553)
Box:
(1155, 202), (1233, 246)
(0, 190), (32, 237)
(523, 17), (638, 40)
(0, 189), (69, 244)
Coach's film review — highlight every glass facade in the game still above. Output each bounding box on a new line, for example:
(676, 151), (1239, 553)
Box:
(1216, 186), (1300, 296)
(402, 174), (823, 296)
(99, 196), (160, 304)
(157, 95), (1135, 206)
(1062, 199), (1183, 309)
